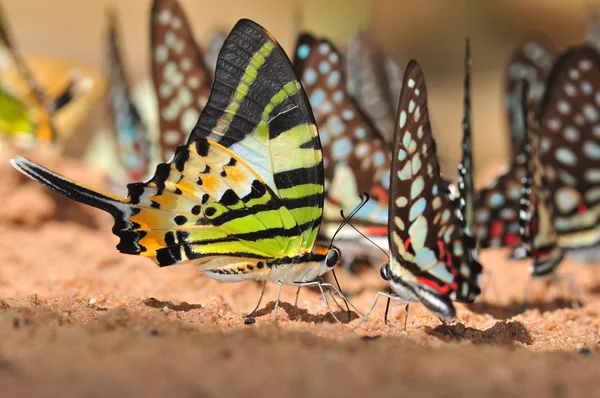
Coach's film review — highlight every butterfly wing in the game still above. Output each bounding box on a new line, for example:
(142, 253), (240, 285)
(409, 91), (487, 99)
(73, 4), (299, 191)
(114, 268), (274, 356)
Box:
(13, 19), (324, 267)
(474, 160), (526, 249)
(520, 88), (564, 276)
(458, 39), (475, 234)
(107, 11), (151, 181)
(344, 32), (400, 142)
(150, 0), (212, 161)
(293, 33), (390, 229)
(388, 60), (482, 319)
(505, 35), (556, 159)
(536, 46), (600, 249)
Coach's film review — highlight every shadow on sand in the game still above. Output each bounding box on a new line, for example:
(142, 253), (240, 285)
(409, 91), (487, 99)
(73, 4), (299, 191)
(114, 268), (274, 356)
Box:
(426, 320), (533, 345)
(143, 298), (203, 312)
(249, 301), (359, 324)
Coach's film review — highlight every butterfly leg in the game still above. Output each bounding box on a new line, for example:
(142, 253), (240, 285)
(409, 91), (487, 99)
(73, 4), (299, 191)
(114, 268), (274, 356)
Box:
(294, 286), (302, 307)
(567, 272), (582, 309)
(317, 282), (364, 317)
(390, 303), (410, 331)
(294, 281), (342, 323)
(358, 292), (408, 327)
(273, 281), (283, 322)
(243, 280), (267, 319)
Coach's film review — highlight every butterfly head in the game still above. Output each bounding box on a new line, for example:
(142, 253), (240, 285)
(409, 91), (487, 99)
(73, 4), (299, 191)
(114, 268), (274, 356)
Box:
(379, 262), (391, 281)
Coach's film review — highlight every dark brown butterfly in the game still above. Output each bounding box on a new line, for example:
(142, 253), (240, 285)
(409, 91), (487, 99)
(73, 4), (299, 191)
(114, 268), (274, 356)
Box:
(150, 0), (211, 161)
(293, 34), (391, 241)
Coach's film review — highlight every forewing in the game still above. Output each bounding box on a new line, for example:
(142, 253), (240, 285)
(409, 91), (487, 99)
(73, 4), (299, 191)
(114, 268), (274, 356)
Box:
(389, 60), (482, 304)
(151, 0), (212, 161)
(187, 20), (324, 250)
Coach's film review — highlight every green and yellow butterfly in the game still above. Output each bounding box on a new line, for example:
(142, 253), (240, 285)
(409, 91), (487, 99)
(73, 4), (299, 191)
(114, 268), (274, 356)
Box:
(12, 19), (347, 321)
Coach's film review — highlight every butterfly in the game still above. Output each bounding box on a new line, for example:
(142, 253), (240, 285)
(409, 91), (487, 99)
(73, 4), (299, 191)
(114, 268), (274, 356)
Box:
(150, 0), (212, 161)
(12, 19), (347, 321)
(474, 36), (556, 252)
(0, 4), (54, 142)
(364, 59), (482, 321)
(519, 83), (564, 276)
(293, 34), (391, 252)
(0, 3), (84, 143)
(535, 45), (600, 250)
(106, 10), (151, 182)
(343, 32), (403, 143)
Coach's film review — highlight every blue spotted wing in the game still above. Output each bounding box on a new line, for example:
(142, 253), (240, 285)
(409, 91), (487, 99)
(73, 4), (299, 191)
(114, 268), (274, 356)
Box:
(293, 33), (391, 235)
(387, 60), (482, 320)
(536, 46), (600, 249)
(151, 0), (212, 161)
(107, 11), (150, 181)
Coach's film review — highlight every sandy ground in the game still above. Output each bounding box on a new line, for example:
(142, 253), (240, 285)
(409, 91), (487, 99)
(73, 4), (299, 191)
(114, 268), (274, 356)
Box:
(1, 150), (600, 397)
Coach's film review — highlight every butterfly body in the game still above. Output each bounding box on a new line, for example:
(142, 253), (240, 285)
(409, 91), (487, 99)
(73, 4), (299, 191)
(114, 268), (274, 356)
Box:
(202, 245), (333, 285)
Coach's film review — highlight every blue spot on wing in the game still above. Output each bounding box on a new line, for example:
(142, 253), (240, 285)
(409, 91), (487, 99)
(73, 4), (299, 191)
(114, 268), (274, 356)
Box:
(310, 89), (326, 109)
(332, 137), (352, 160)
(297, 44), (311, 59)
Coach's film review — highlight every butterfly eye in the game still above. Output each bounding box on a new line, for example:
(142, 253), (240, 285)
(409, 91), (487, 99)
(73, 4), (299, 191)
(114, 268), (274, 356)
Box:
(325, 248), (340, 268)
(380, 262), (390, 281)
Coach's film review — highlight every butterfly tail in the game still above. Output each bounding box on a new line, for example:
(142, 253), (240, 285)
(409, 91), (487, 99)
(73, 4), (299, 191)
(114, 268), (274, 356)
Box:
(11, 156), (129, 219)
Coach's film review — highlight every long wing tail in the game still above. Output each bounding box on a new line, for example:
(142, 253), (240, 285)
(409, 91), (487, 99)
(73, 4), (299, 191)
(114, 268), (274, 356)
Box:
(10, 156), (132, 226)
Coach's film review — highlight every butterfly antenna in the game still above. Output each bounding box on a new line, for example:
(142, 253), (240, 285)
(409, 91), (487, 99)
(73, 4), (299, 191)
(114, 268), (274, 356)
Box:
(339, 210), (389, 259)
(328, 193), (370, 249)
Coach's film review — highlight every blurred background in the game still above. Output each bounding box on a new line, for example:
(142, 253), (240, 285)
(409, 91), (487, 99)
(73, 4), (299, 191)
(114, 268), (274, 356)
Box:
(1, 0), (594, 181)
